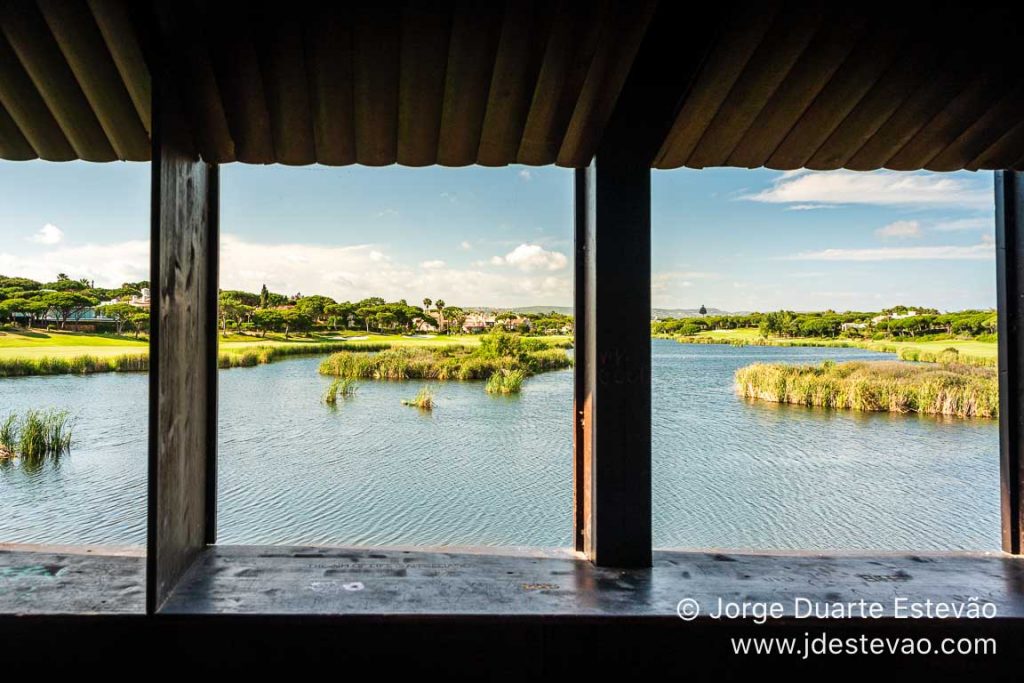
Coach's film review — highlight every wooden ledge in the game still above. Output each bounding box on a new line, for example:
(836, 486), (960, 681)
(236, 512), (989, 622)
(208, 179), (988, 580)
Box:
(4, 544), (1024, 619)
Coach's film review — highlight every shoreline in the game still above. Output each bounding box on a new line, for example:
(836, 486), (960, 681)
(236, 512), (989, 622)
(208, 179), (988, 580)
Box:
(0, 331), (574, 378)
(663, 333), (997, 367)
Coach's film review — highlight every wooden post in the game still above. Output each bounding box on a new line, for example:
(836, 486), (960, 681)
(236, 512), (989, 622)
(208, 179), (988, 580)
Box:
(573, 169), (588, 553)
(575, 160), (652, 568)
(147, 66), (219, 612)
(996, 170), (1023, 555)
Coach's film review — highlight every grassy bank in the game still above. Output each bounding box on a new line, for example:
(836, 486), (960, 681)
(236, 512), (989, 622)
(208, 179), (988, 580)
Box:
(0, 353), (149, 377)
(218, 341), (390, 369)
(670, 328), (997, 367)
(0, 327), (572, 377)
(734, 360), (998, 418)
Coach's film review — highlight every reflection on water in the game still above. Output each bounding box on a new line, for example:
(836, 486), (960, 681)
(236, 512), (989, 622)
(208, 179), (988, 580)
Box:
(0, 339), (1000, 550)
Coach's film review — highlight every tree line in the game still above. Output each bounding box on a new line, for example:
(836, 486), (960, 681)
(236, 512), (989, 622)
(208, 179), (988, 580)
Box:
(219, 286), (574, 337)
(1, 273), (576, 339)
(652, 306), (998, 341)
(0, 273), (150, 336)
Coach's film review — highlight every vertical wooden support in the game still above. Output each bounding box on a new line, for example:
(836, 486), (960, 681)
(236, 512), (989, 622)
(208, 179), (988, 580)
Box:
(147, 69), (219, 613)
(573, 169), (588, 553)
(996, 170), (1023, 555)
(575, 160), (652, 568)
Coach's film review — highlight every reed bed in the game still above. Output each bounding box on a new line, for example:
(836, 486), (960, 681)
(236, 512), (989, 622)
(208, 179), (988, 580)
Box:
(0, 353), (148, 377)
(402, 386), (434, 410)
(219, 341), (389, 369)
(486, 369), (526, 394)
(323, 377), (358, 405)
(318, 344), (571, 382)
(734, 360), (999, 418)
(0, 409), (74, 460)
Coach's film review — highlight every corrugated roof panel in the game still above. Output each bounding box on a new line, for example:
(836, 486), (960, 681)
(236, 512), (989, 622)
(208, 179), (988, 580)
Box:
(0, 0), (1021, 171)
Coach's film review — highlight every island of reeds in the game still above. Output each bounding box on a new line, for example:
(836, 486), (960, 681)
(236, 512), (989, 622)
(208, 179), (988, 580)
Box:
(319, 330), (571, 393)
(734, 360), (998, 418)
(0, 409), (74, 462)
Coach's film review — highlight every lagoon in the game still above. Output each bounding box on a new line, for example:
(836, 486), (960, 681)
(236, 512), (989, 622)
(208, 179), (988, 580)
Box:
(0, 339), (1000, 550)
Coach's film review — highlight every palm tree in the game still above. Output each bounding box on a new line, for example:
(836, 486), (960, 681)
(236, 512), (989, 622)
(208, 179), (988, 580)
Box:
(435, 299), (445, 333)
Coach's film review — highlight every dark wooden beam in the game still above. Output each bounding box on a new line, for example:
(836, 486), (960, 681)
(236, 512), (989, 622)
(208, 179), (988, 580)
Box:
(576, 160), (651, 568)
(148, 62), (219, 613)
(572, 2), (721, 566)
(573, 168), (588, 553)
(996, 170), (1024, 555)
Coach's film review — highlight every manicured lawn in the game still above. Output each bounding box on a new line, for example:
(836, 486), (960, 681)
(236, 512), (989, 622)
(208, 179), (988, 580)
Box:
(0, 327), (572, 360)
(0, 328), (147, 359)
(683, 328), (997, 361)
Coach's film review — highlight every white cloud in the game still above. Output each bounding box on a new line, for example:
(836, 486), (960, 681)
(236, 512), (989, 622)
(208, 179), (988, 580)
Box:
(28, 223), (64, 245)
(875, 220), (922, 240)
(743, 170), (991, 209)
(932, 217), (991, 232)
(488, 243), (567, 272)
(518, 169), (532, 182)
(217, 234), (569, 306)
(459, 240), (473, 250)
(375, 208), (398, 218)
(783, 241), (993, 262)
(420, 260), (445, 269)
(786, 204), (837, 211)
(0, 239), (149, 286)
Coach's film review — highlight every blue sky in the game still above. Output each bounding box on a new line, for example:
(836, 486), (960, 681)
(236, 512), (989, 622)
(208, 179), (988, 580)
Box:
(0, 160), (996, 312)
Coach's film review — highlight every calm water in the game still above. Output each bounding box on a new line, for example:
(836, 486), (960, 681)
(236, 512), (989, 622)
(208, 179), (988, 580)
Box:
(0, 340), (1001, 551)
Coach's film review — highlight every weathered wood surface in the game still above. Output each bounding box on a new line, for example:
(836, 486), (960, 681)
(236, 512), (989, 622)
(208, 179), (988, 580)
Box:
(148, 74), (218, 611)
(0, 547), (144, 614)
(4, 543), (1024, 620)
(150, 546), (1024, 617)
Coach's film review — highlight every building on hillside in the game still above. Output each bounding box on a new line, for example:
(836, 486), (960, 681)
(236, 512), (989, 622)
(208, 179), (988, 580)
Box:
(462, 313), (496, 333)
(129, 288), (151, 309)
(412, 317), (438, 333)
(871, 310), (918, 325)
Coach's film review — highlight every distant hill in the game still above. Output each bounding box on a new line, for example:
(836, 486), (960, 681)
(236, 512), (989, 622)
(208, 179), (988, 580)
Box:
(464, 305), (740, 318)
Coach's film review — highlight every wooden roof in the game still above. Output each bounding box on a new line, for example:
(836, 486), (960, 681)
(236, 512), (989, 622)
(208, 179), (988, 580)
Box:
(1, 0), (1023, 170)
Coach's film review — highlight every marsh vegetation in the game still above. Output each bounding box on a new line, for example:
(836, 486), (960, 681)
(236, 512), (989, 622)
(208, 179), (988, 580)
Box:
(0, 409), (74, 462)
(402, 386), (434, 411)
(735, 360), (998, 418)
(318, 331), (571, 387)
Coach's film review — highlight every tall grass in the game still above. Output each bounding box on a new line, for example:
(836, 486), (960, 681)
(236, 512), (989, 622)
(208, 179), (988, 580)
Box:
(734, 360), (998, 418)
(323, 378), (357, 405)
(402, 386), (434, 410)
(486, 369), (525, 394)
(0, 409), (74, 460)
(219, 341), (389, 369)
(318, 337), (571, 383)
(0, 341), (389, 377)
(0, 413), (16, 455)
(0, 353), (148, 377)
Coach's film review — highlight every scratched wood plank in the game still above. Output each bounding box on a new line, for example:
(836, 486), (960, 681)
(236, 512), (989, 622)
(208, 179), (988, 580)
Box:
(153, 546), (1024, 618)
(0, 548), (144, 614)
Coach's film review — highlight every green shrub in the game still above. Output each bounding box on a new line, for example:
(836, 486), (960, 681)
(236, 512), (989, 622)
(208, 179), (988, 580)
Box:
(486, 369), (525, 394)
